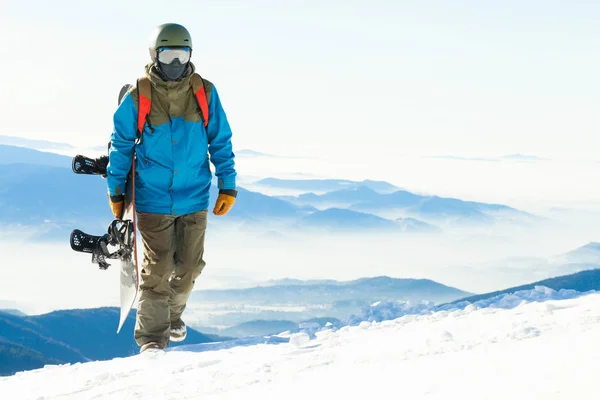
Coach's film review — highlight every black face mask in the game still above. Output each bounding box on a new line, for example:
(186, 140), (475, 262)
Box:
(157, 59), (188, 81)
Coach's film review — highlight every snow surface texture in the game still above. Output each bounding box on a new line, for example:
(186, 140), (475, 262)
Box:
(2, 286), (599, 399)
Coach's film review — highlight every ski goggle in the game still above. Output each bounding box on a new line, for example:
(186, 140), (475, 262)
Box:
(157, 47), (191, 64)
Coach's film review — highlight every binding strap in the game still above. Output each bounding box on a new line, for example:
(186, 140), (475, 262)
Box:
(136, 77), (152, 135)
(191, 73), (209, 127)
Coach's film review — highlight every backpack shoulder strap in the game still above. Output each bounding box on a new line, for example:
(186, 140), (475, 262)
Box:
(191, 73), (210, 127)
(136, 77), (152, 135)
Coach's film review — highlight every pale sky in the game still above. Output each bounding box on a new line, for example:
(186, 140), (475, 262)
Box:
(1, 0), (600, 161)
(3, 1), (600, 312)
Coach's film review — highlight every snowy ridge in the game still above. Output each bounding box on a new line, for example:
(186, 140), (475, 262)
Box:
(345, 285), (585, 325)
(1, 287), (599, 398)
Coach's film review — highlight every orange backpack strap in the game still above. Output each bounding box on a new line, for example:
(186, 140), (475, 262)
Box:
(136, 77), (152, 135)
(191, 73), (209, 127)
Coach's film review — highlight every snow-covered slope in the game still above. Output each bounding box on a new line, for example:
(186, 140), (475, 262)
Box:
(1, 287), (598, 399)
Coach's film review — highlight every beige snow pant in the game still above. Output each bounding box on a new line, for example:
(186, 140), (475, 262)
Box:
(134, 209), (207, 347)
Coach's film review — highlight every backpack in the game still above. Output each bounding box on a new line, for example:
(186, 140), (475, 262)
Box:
(117, 73), (211, 141)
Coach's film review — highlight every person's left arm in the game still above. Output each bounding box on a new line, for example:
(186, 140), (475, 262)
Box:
(206, 84), (237, 215)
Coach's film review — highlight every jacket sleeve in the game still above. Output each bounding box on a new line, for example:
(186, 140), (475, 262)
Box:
(207, 85), (237, 190)
(107, 93), (138, 197)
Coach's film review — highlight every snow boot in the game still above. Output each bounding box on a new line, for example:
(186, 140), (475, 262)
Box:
(170, 320), (187, 342)
(140, 341), (165, 353)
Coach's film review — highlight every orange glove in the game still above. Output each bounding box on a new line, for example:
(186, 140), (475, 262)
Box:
(109, 195), (124, 219)
(213, 190), (237, 216)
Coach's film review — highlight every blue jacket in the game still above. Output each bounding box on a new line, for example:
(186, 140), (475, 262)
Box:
(107, 64), (236, 216)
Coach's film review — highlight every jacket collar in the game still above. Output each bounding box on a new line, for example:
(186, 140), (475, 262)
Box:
(144, 62), (195, 95)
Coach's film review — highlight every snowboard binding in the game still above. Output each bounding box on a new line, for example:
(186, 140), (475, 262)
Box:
(72, 154), (109, 177)
(70, 219), (134, 270)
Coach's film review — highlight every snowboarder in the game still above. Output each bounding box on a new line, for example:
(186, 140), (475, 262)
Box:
(106, 23), (238, 353)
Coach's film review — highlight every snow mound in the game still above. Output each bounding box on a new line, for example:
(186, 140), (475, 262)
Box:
(289, 332), (310, 347)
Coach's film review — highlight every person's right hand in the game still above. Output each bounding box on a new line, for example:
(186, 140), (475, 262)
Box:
(109, 195), (124, 219)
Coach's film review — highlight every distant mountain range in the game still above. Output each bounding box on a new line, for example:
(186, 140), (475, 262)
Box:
(0, 136), (75, 152)
(295, 208), (437, 232)
(217, 186), (311, 220)
(236, 149), (276, 158)
(200, 317), (342, 338)
(0, 307), (227, 377)
(284, 186), (536, 225)
(191, 276), (470, 305)
(0, 144), (539, 238)
(429, 154), (546, 162)
(503, 154), (546, 161)
(0, 309), (26, 317)
(483, 242), (600, 281)
(0, 145), (72, 167)
(220, 320), (299, 338)
(0, 146), (315, 239)
(450, 268), (600, 305)
(0, 161), (112, 238)
(236, 149), (317, 160)
(182, 242), (600, 328)
(185, 276), (472, 327)
(288, 186), (414, 207)
(551, 242), (600, 268)
(254, 178), (401, 194)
